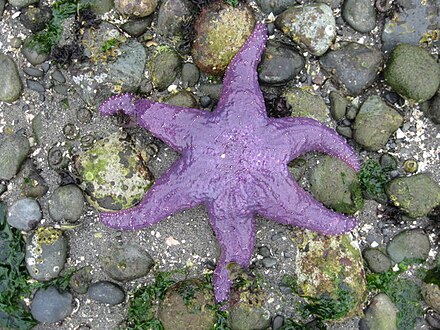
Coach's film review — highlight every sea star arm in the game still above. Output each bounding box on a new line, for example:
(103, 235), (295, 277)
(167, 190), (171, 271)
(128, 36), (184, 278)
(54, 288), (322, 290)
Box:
(215, 23), (268, 118)
(100, 93), (209, 152)
(255, 172), (357, 235)
(274, 117), (361, 171)
(206, 198), (256, 302)
(100, 158), (205, 230)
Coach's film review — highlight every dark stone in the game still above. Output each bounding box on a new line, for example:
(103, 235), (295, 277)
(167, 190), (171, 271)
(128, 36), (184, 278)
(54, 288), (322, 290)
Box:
(342, 0), (376, 33)
(121, 17), (152, 37)
(88, 281), (125, 305)
(31, 287), (73, 323)
(363, 248), (392, 273)
(20, 6), (52, 32)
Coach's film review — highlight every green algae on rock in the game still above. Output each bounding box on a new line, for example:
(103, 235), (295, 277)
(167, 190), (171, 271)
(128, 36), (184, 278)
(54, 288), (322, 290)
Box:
(386, 173), (440, 218)
(74, 132), (154, 212)
(290, 229), (366, 321)
(148, 46), (181, 91)
(283, 87), (330, 124)
(192, 1), (255, 75)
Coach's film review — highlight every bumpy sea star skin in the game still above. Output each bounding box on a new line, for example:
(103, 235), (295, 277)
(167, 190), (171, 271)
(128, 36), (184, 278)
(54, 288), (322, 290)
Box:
(100, 23), (360, 303)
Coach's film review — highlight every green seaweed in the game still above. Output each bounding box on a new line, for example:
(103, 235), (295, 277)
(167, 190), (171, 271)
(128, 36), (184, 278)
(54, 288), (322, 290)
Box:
(424, 266), (440, 286)
(358, 159), (390, 201)
(224, 0), (239, 7)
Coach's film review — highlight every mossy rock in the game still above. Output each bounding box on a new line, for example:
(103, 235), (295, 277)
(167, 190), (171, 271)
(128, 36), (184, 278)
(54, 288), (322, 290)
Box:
(158, 278), (216, 330)
(386, 173), (440, 218)
(74, 132), (154, 212)
(283, 87), (330, 124)
(384, 43), (440, 103)
(308, 155), (364, 214)
(192, 1), (255, 75)
(290, 229), (366, 321)
(149, 46), (181, 91)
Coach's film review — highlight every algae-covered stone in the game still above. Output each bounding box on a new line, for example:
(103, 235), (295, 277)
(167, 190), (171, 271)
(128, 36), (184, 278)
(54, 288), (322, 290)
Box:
(164, 90), (198, 108)
(353, 96), (403, 151)
(291, 230), (366, 321)
(283, 88), (330, 123)
(115, 0), (157, 17)
(275, 4), (336, 56)
(192, 1), (255, 75)
(422, 282), (440, 314)
(25, 227), (67, 281)
(308, 156), (364, 214)
(229, 305), (271, 330)
(386, 173), (440, 218)
(74, 132), (154, 212)
(329, 91), (348, 121)
(158, 278), (216, 330)
(0, 54), (22, 102)
(386, 229), (430, 263)
(384, 43), (440, 103)
(149, 46), (181, 91)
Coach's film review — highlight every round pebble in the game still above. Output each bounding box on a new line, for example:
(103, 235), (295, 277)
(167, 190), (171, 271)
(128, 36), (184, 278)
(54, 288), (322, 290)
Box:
(7, 198), (42, 231)
(386, 229), (431, 263)
(262, 257), (277, 268)
(88, 281), (125, 305)
(259, 246), (271, 257)
(31, 287), (73, 323)
(48, 184), (84, 222)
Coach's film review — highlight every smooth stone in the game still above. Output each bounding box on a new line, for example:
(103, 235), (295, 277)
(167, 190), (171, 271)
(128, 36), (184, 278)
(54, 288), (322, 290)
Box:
(272, 315), (285, 330)
(8, 0), (38, 8)
(31, 287), (73, 323)
(149, 47), (181, 91)
(121, 16), (152, 37)
(79, 0), (114, 14)
(53, 84), (68, 96)
(229, 305), (271, 330)
(48, 184), (84, 223)
(7, 198), (42, 231)
(19, 6), (52, 32)
(329, 91), (348, 121)
(51, 70), (66, 83)
(0, 134), (30, 180)
(359, 293), (397, 330)
(23, 67), (44, 77)
(308, 155), (363, 214)
(342, 0), (376, 33)
(336, 125), (353, 139)
(25, 227), (68, 281)
(387, 229), (430, 263)
(262, 257), (277, 268)
(102, 244), (154, 281)
(386, 173), (440, 218)
(88, 281), (125, 305)
(275, 4), (336, 56)
(284, 88), (329, 123)
(157, 0), (194, 38)
(114, 0), (157, 17)
(0, 54), (22, 102)
(353, 95), (403, 151)
(21, 37), (50, 65)
(200, 95), (212, 108)
(259, 246), (271, 257)
(379, 153), (397, 171)
(181, 63), (200, 87)
(256, 0), (292, 15)
(199, 83), (222, 101)
(363, 248), (392, 273)
(320, 43), (383, 96)
(426, 92), (440, 124)
(345, 105), (358, 121)
(385, 43), (440, 103)
(422, 283), (440, 314)
(164, 90), (198, 108)
(26, 79), (45, 93)
(258, 41), (304, 85)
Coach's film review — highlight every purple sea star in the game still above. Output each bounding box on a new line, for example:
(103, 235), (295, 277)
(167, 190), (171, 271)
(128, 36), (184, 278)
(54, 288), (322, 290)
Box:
(99, 23), (360, 303)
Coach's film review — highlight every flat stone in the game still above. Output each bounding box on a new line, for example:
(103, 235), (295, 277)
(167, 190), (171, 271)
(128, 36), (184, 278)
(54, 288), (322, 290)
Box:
(0, 54), (22, 102)
(51, 70), (66, 83)
(23, 67), (44, 77)
(320, 43), (383, 96)
(363, 248), (392, 273)
(386, 229), (431, 263)
(0, 134), (30, 180)
(342, 0), (377, 33)
(88, 281), (125, 305)
(7, 198), (42, 231)
(31, 287), (73, 323)
(26, 79), (45, 93)
(275, 4), (336, 56)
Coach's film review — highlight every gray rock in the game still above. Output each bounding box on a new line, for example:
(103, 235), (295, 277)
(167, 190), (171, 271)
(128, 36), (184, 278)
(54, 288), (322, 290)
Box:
(8, 0), (38, 8)
(386, 229), (431, 263)
(199, 83), (222, 101)
(80, 0), (114, 14)
(262, 257), (277, 268)
(320, 43), (383, 96)
(342, 0), (376, 33)
(70, 266), (93, 294)
(229, 305), (271, 330)
(21, 37), (50, 65)
(23, 67), (44, 78)
(385, 43), (440, 103)
(102, 244), (154, 281)
(0, 134), (30, 180)
(0, 0), (5, 17)
(19, 6), (52, 32)
(53, 84), (68, 96)
(272, 315), (285, 330)
(51, 70), (66, 83)
(258, 41), (304, 85)
(425, 93), (440, 124)
(121, 17), (152, 37)
(149, 47), (181, 91)
(27, 79), (45, 93)
(329, 91), (348, 121)
(275, 4), (336, 56)
(181, 63), (200, 88)
(386, 173), (440, 218)
(115, 0), (157, 17)
(48, 184), (84, 222)
(31, 287), (73, 323)
(7, 198), (42, 231)
(259, 246), (271, 257)
(353, 95), (403, 151)
(284, 88), (330, 123)
(109, 40), (146, 92)
(19, 161), (49, 198)
(157, 0), (194, 38)
(0, 54), (22, 102)
(336, 125), (353, 139)
(25, 227), (68, 281)
(164, 90), (198, 108)
(256, 0), (292, 15)
(308, 155), (363, 214)
(360, 293), (397, 330)
(422, 282), (440, 314)
(88, 281), (125, 305)
(381, 0), (440, 52)
(363, 248), (392, 273)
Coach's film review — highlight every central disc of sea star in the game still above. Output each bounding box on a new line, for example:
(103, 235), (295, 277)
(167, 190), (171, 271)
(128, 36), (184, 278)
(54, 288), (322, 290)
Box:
(100, 23), (360, 303)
